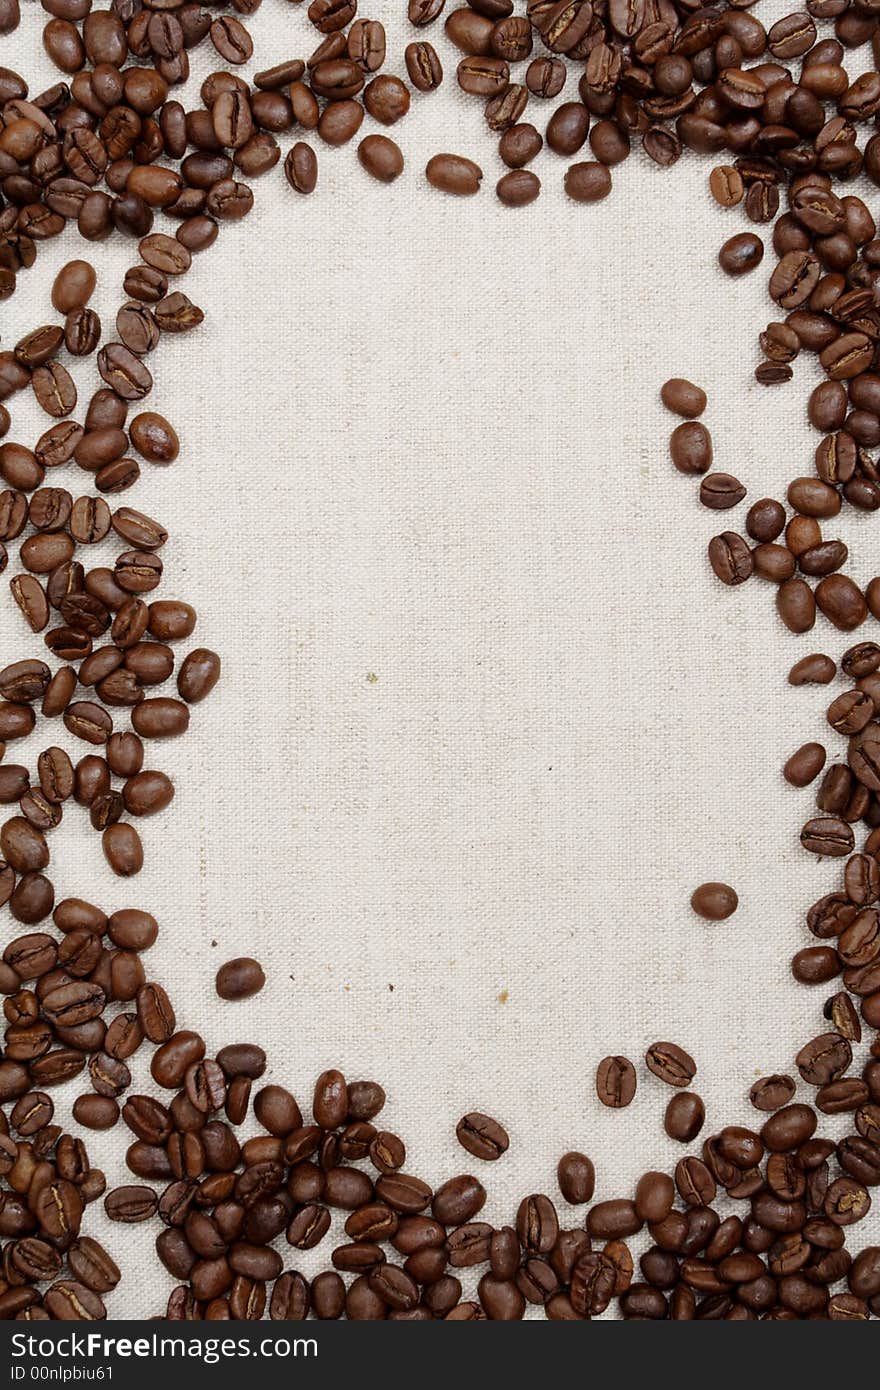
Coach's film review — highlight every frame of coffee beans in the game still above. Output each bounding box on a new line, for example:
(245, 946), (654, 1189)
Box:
(0, 0), (878, 1321)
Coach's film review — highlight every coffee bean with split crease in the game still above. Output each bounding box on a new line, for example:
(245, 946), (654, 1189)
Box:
(123, 266), (166, 304)
(116, 303), (159, 356)
(516, 1193), (558, 1253)
(771, 251), (821, 308)
(104, 1185), (157, 1223)
(406, 41), (443, 92)
(185, 1059), (226, 1114)
(458, 56), (509, 96)
(796, 1034), (852, 1087)
(595, 1054), (636, 1108)
(801, 817), (855, 857)
(42, 982), (105, 1028)
(97, 344), (152, 401)
(44, 1281), (104, 1320)
(34, 1179), (82, 1240)
(63, 702), (111, 745)
(64, 309), (100, 358)
(646, 1042), (696, 1088)
(69, 498), (111, 547)
(455, 1112), (509, 1160)
(67, 1237), (119, 1295)
(708, 532), (753, 586)
(32, 362), (76, 419)
(284, 144), (317, 195)
(154, 294), (204, 334)
(135, 982), (174, 1045)
(700, 474), (746, 509)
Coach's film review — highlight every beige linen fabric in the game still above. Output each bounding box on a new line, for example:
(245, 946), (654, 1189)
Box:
(3, 0), (878, 1315)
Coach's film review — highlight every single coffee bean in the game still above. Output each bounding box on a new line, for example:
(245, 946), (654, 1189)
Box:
(426, 154), (482, 195)
(690, 882), (738, 920)
(670, 422), (712, 475)
(708, 532), (753, 585)
(784, 743), (827, 787)
(284, 143), (318, 195)
(595, 1055), (636, 1108)
(664, 1091), (705, 1143)
(455, 1112), (509, 1161)
(557, 1151), (595, 1205)
(101, 822), (143, 876)
(563, 162), (612, 203)
(215, 957), (265, 1001)
(646, 1042), (696, 1087)
(699, 473), (746, 509)
(357, 135), (404, 184)
(718, 232), (764, 275)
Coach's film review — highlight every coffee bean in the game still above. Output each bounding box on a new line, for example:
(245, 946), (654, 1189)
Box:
(646, 1042), (696, 1088)
(690, 882), (738, 920)
(708, 532), (753, 585)
(51, 260), (96, 315)
(563, 161), (612, 203)
(455, 1112), (509, 1161)
(664, 1091), (705, 1143)
(596, 1055), (636, 1108)
(357, 135), (404, 184)
(216, 958), (265, 1001)
(557, 1151), (595, 1204)
(102, 822), (143, 876)
(284, 143), (318, 195)
(784, 743), (827, 787)
(426, 154), (482, 195)
(700, 472), (747, 511)
(670, 421), (712, 475)
(718, 233), (764, 276)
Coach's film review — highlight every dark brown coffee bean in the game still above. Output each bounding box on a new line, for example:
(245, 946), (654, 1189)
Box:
(596, 1054), (637, 1107)
(670, 422), (712, 475)
(664, 1092), (706, 1143)
(719, 232), (764, 276)
(215, 957), (265, 1001)
(426, 154), (482, 195)
(691, 882), (738, 920)
(284, 143), (318, 195)
(646, 1041), (696, 1087)
(557, 1151), (595, 1205)
(358, 135), (404, 184)
(708, 532), (753, 585)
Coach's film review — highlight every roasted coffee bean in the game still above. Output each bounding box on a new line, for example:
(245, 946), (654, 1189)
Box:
(596, 1055), (636, 1108)
(719, 233), (764, 276)
(455, 1112), (509, 1161)
(358, 136), (404, 185)
(557, 1151), (595, 1205)
(646, 1042), (696, 1088)
(426, 154), (483, 196)
(670, 422), (712, 475)
(215, 958), (265, 1001)
(699, 473), (746, 510)
(708, 532), (752, 586)
(662, 1092), (705, 1144)
(690, 882), (738, 920)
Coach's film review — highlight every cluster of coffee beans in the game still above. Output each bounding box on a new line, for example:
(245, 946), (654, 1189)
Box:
(0, 1092), (119, 1320)
(82, 1058), (873, 1320)
(1, 0), (880, 1320)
